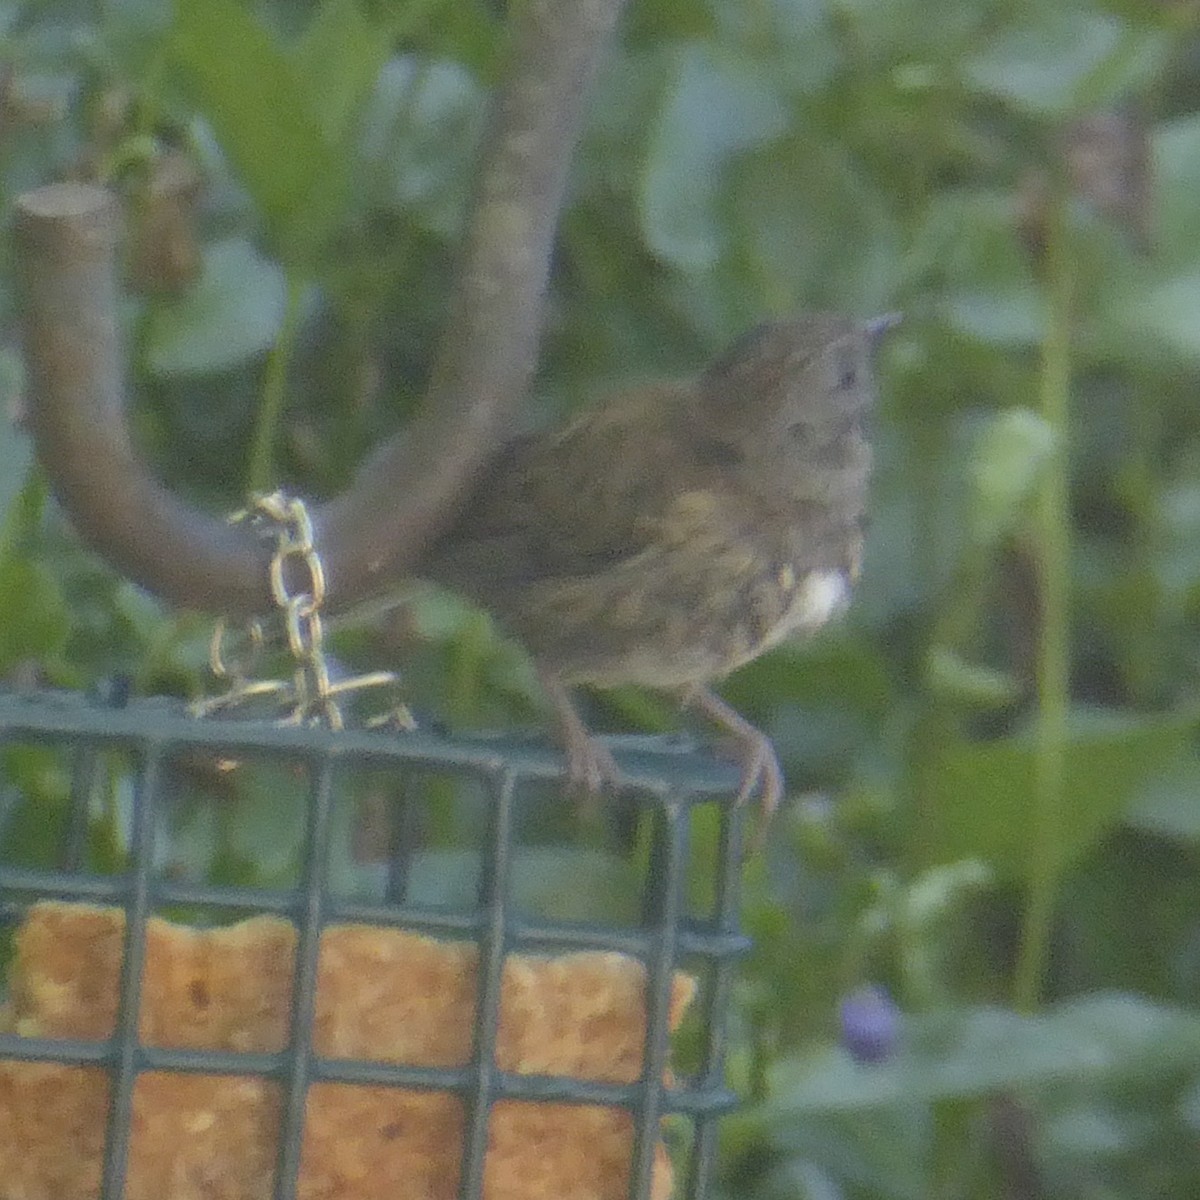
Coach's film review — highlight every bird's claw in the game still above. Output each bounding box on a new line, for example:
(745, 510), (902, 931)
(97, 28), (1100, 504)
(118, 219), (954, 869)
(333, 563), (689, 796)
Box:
(685, 686), (785, 846)
(731, 728), (784, 821)
(540, 667), (625, 807)
(564, 729), (623, 797)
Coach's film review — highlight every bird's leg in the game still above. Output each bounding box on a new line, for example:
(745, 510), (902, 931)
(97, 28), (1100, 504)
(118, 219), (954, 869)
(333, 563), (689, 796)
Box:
(683, 686), (784, 822)
(538, 667), (623, 797)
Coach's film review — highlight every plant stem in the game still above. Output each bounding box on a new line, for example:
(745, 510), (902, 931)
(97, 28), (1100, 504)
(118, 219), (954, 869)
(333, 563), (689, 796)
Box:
(247, 274), (304, 494)
(1014, 193), (1073, 1013)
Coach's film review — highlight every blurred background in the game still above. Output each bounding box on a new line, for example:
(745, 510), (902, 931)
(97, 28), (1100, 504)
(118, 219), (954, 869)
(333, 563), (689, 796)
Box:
(3, 0), (1200, 1196)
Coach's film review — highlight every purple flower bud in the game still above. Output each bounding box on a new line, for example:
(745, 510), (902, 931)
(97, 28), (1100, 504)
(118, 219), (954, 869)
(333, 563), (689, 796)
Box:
(840, 985), (899, 1064)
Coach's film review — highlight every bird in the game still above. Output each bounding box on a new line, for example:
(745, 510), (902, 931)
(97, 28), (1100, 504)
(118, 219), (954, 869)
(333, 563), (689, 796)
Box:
(417, 313), (897, 821)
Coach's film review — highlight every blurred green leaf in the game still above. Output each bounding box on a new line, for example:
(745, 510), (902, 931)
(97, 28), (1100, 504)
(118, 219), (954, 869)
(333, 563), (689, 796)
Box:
(756, 1106), (931, 1200)
(171, 0), (347, 261)
(964, 11), (1166, 117)
(102, 0), (172, 72)
(944, 287), (1045, 346)
(968, 407), (1057, 548)
(919, 711), (1197, 877)
(291, 0), (390, 145)
(708, 0), (842, 94)
(222, 762), (309, 882)
(143, 236), (287, 375)
(730, 635), (895, 723)
(907, 191), (1029, 284)
(734, 136), (902, 312)
(1126, 754), (1200, 841)
(362, 56), (486, 235)
(1154, 115), (1200, 269)
(908, 190), (1047, 344)
(640, 42), (788, 270)
(1114, 272), (1200, 363)
(1155, 497), (1200, 641)
(766, 992), (1200, 1114)
(0, 747), (70, 868)
(0, 557), (69, 669)
(924, 648), (1020, 708)
(628, 0), (714, 44)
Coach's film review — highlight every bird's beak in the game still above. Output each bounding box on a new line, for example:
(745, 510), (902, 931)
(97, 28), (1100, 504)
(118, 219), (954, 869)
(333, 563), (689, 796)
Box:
(865, 312), (902, 347)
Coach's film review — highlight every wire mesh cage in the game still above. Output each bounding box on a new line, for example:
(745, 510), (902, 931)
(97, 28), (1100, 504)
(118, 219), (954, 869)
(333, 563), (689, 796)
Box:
(0, 685), (747, 1200)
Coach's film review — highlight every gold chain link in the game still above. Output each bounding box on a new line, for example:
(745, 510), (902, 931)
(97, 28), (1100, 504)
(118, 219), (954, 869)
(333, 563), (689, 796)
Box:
(192, 491), (413, 731)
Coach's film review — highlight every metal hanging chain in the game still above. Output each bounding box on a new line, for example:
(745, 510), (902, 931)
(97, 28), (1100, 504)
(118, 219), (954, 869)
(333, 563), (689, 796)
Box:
(192, 491), (413, 731)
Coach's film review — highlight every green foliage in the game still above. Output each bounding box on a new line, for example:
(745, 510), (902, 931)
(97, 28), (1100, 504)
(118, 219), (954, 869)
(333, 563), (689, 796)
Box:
(917, 711), (1197, 878)
(741, 994), (1200, 1199)
(964, 9), (1168, 117)
(640, 41), (789, 271)
(3, 0), (1200, 1196)
(767, 992), (1200, 1111)
(143, 236), (287, 374)
(170, 0), (383, 269)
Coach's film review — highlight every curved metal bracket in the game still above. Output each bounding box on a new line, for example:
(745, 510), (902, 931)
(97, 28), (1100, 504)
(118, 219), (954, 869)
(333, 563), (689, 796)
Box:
(15, 0), (627, 617)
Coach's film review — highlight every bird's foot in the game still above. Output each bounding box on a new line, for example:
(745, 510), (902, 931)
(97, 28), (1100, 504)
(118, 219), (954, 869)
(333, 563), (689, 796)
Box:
(685, 686), (784, 829)
(539, 667), (624, 804)
(561, 721), (623, 796)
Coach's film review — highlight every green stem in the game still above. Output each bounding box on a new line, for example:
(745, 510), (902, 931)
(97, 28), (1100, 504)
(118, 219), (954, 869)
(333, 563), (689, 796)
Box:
(247, 274), (305, 493)
(1014, 193), (1073, 1013)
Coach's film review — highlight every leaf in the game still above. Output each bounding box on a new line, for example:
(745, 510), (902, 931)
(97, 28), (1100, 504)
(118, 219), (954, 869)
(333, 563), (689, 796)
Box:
(918, 711), (1197, 878)
(1126, 754), (1200, 841)
(640, 42), (788, 271)
(708, 0), (841, 94)
(363, 56), (486, 236)
(906, 190), (1046, 344)
(734, 136), (902, 312)
(757, 1107), (931, 1200)
(968, 408), (1057, 548)
(0, 557), (69, 669)
(964, 11), (1166, 118)
(765, 993), (1200, 1116)
(626, 0), (714, 45)
(924, 648), (1020, 709)
(143, 237), (287, 376)
(0, 748), (71, 869)
(728, 635), (895, 723)
(102, 0), (173, 73)
(944, 287), (1046, 347)
(170, 0), (345, 260)
(292, 0), (391, 145)
(1114, 272), (1200, 363)
(1153, 115), (1200, 270)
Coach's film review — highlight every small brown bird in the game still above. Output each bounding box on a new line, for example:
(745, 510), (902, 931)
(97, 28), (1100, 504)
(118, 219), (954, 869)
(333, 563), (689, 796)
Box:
(420, 313), (896, 819)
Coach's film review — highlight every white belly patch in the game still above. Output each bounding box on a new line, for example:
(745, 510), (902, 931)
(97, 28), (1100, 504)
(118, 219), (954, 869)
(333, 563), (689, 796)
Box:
(759, 567), (850, 653)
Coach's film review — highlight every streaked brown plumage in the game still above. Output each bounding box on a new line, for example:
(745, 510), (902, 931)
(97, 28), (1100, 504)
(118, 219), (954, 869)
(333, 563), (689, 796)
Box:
(420, 314), (895, 820)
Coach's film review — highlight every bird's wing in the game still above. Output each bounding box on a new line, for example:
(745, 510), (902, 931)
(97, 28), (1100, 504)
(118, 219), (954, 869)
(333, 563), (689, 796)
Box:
(422, 383), (688, 590)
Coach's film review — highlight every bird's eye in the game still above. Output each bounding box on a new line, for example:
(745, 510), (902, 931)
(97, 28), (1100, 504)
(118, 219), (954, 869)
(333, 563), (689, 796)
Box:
(836, 357), (859, 391)
(788, 421), (809, 442)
